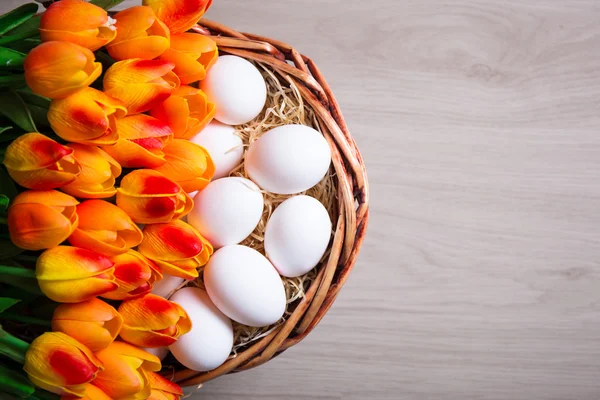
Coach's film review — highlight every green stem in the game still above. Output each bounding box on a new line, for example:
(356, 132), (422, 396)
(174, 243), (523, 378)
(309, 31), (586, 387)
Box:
(0, 265), (35, 278)
(0, 364), (35, 398)
(0, 313), (50, 327)
(0, 327), (29, 364)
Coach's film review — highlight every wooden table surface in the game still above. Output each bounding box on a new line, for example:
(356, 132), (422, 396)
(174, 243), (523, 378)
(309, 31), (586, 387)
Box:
(4, 0), (600, 399)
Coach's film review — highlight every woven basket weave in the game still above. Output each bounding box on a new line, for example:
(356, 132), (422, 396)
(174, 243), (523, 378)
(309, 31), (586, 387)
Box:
(171, 19), (370, 386)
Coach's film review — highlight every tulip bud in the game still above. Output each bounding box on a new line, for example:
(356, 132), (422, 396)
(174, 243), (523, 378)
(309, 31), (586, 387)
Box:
(153, 139), (214, 193)
(3, 133), (81, 189)
(116, 170), (193, 224)
(36, 246), (117, 303)
(68, 200), (143, 256)
(48, 88), (127, 146)
(102, 114), (172, 169)
(138, 220), (213, 279)
(24, 332), (103, 397)
(61, 383), (112, 400)
(151, 85), (215, 139)
(102, 250), (163, 300)
(143, 0), (212, 35)
(61, 144), (121, 198)
(104, 59), (179, 114)
(40, 0), (117, 51)
(160, 33), (218, 84)
(7, 190), (79, 250)
(107, 6), (170, 61)
(51, 298), (123, 352)
(147, 371), (183, 400)
(24, 41), (102, 99)
(94, 341), (161, 399)
(118, 294), (191, 348)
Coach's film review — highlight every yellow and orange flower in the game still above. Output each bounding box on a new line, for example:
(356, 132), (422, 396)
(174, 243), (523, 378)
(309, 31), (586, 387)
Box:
(160, 33), (218, 84)
(116, 170), (193, 224)
(3, 133), (81, 189)
(36, 246), (117, 303)
(118, 294), (192, 348)
(107, 6), (170, 61)
(153, 139), (214, 193)
(48, 88), (127, 145)
(143, 0), (212, 35)
(151, 85), (215, 139)
(24, 332), (103, 397)
(24, 41), (101, 99)
(51, 298), (123, 352)
(94, 341), (161, 400)
(68, 200), (143, 257)
(102, 115), (172, 169)
(61, 144), (121, 198)
(147, 372), (183, 400)
(102, 251), (163, 300)
(138, 220), (213, 279)
(61, 383), (112, 400)
(104, 59), (179, 114)
(39, 0), (117, 51)
(7, 190), (79, 250)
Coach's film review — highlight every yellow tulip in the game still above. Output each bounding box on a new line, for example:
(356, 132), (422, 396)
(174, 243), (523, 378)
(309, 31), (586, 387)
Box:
(102, 250), (163, 301)
(7, 190), (78, 250)
(147, 371), (184, 400)
(2, 133), (80, 189)
(159, 33), (218, 84)
(24, 41), (101, 99)
(51, 298), (123, 352)
(24, 332), (103, 396)
(143, 0), (212, 34)
(61, 383), (112, 400)
(61, 144), (121, 198)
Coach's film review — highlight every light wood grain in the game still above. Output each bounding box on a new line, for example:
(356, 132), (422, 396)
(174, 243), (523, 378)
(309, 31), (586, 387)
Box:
(4, 0), (600, 399)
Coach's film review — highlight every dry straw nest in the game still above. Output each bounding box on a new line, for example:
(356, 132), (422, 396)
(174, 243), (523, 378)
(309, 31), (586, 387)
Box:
(168, 19), (369, 386)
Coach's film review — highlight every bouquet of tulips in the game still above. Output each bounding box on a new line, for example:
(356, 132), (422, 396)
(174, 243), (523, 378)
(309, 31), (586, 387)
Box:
(0, 0), (219, 398)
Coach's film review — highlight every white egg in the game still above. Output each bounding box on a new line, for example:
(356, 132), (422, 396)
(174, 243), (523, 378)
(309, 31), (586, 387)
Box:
(188, 178), (264, 248)
(169, 287), (233, 371)
(204, 245), (286, 327)
(189, 121), (243, 179)
(200, 55), (267, 125)
(245, 124), (331, 194)
(151, 274), (185, 299)
(142, 346), (169, 361)
(265, 195), (332, 278)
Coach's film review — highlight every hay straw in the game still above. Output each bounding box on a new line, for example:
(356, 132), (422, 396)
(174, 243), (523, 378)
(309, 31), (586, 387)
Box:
(187, 63), (337, 354)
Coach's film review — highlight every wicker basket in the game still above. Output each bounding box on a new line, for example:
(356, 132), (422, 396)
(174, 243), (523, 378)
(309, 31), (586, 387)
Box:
(168, 19), (370, 386)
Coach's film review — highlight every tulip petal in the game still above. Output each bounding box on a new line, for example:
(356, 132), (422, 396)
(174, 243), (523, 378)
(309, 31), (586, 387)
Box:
(143, 0), (212, 34)
(61, 144), (121, 198)
(108, 36), (170, 61)
(147, 371), (183, 398)
(102, 251), (162, 300)
(41, 0), (110, 31)
(159, 47), (206, 84)
(153, 139), (215, 192)
(61, 383), (113, 400)
(139, 220), (203, 261)
(36, 246), (115, 280)
(8, 204), (75, 250)
(4, 133), (73, 171)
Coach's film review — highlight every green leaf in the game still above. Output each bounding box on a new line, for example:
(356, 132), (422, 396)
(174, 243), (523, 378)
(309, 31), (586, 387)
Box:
(0, 274), (40, 295)
(0, 363), (35, 398)
(0, 3), (39, 36)
(0, 75), (27, 89)
(16, 89), (50, 109)
(0, 194), (8, 211)
(0, 47), (26, 69)
(3, 13), (40, 39)
(0, 297), (19, 313)
(0, 126), (13, 135)
(90, 0), (127, 10)
(5, 37), (40, 53)
(0, 91), (36, 132)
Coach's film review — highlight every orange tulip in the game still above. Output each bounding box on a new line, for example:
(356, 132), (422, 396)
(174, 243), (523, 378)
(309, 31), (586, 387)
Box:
(24, 332), (103, 397)
(36, 246), (117, 303)
(48, 87), (126, 146)
(24, 41), (101, 99)
(147, 372), (183, 400)
(106, 6), (170, 61)
(7, 190), (78, 250)
(118, 294), (192, 348)
(102, 250), (163, 300)
(143, 0), (212, 34)
(61, 383), (112, 400)
(151, 85), (215, 139)
(101, 115), (172, 169)
(60, 144), (121, 198)
(153, 139), (214, 193)
(104, 59), (179, 114)
(94, 341), (161, 399)
(138, 220), (213, 279)
(116, 170), (193, 224)
(51, 298), (123, 352)
(40, 0), (117, 51)
(3, 133), (80, 189)
(68, 200), (143, 256)
(160, 33), (218, 84)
